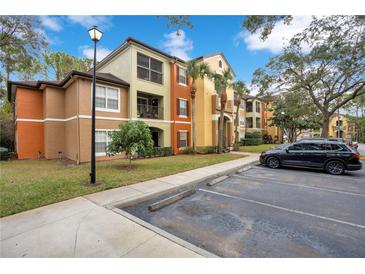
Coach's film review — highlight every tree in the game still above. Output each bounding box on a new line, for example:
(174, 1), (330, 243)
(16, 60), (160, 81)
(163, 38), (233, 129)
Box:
(186, 60), (211, 154)
(159, 16), (193, 35)
(107, 121), (154, 168)
(269, 91), (322, 143)
(0, 16), (47, 100)
(43, 51), (93, 80)
(0, 101), (14, 150)
(344, 93), (365, 141)
(243, 16), (293, 40)
(231, 80), (250, 150)
(212, 68), (234, 153)
(252, 16), (365, 137)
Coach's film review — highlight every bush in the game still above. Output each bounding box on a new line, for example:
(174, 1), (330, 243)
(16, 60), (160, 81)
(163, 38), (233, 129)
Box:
(197, 146), (217, 154)
(263, 134), (273, 144)
(245, 131), (262, 139)
(138, 147), (172, 158)
(240, 138), (263, 146)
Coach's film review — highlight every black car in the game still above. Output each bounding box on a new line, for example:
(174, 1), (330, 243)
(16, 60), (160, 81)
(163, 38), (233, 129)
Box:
(259, 140), (362, 175)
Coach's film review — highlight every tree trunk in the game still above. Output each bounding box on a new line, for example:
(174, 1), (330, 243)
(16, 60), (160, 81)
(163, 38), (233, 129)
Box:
(218, 91), (227, 154)
(129, 155), (132, 169)
(321, 115), (330, 137)
(234, 100), (240, 151)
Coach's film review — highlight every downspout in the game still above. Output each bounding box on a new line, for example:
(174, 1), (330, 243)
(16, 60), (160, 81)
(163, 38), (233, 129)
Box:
(76, 78), (81, 164)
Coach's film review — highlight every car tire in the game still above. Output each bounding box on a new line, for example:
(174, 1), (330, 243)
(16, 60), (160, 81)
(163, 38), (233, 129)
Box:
(266, 157), (280, 169)
(325, 160), (345, 175)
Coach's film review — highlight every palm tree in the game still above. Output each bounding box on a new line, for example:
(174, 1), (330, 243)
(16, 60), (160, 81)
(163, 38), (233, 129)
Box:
(186, 60), (211, 154)
(212, 68), (233, 153)
(232, 80), (250, 151)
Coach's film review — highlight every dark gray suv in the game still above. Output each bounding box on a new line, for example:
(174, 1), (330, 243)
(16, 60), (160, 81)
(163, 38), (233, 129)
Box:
(259, 140), (362, 175)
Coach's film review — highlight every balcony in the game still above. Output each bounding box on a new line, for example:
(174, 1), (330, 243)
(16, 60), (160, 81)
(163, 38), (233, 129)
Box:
(211, 94), (234, 113)
(137, 104), (163, 120)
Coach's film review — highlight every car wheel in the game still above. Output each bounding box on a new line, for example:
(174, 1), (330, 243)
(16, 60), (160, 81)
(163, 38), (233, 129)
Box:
(266, 157), (280, 169)
(325, 160), (345, 175)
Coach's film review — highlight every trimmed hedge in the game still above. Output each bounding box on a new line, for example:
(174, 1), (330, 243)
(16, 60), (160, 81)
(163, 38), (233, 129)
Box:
(180, 146), (218, 154)
(240, 138), (263, 146)
(137, 147), (172, 158)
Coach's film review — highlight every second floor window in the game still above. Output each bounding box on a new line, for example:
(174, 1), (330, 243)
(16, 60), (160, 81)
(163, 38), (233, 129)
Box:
(246, 117), (253, 128)
(96, 85), (119, 112)
(177, 99), (188, 116)
(177, 67), (187, 85)
(137, 53), (163, 84)
(246, 101), (253, 112)
(256, 101), (261, 112)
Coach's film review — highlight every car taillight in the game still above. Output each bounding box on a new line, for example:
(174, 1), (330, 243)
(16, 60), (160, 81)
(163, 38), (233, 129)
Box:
(351, 153), (360, 159)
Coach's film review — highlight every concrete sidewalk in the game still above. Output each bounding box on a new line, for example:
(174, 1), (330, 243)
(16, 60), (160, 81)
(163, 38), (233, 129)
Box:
(0, 154), (258, 258)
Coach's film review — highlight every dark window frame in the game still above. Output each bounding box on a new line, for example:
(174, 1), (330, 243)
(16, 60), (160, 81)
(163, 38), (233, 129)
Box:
(137, 52), (163, 84)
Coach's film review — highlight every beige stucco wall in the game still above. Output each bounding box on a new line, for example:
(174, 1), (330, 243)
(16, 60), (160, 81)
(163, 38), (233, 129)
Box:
(44, 122), (65, 159)
(64, 119), (78, 161)
(97, 42), (172, 147)
(43, 87), (65, 118)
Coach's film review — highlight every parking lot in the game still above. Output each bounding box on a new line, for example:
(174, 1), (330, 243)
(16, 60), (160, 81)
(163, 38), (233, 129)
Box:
(122, 163), (365, 257)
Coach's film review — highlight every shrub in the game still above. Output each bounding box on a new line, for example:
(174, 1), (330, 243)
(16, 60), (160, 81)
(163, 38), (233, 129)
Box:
(245, 131), (262, 139)
(197, 146), (217, 154)
(263, 134), (273, 144)
(240, 138), (263, 146)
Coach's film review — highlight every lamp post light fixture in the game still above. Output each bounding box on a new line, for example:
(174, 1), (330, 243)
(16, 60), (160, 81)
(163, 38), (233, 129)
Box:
(88, 26), (103, 184)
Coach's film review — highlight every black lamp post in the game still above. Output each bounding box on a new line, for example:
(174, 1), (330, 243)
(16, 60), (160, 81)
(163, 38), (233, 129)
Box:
(88, 26), (103, 184)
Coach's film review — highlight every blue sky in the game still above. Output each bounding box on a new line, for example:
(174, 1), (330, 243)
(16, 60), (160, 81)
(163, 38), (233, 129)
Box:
(40, 15), (312, 83)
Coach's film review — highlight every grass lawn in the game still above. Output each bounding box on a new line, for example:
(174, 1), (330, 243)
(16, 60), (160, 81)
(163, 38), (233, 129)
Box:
(0, 153), (244, 217)
(239, 144), (280, 153)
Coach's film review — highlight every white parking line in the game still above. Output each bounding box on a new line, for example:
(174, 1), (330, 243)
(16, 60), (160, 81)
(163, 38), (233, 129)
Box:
(233, 174), (365, 198)
(198, 188), (365, 230)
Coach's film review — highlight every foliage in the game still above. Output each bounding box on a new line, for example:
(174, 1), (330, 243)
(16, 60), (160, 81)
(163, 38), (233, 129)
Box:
(269, 91), (321, 143)
(43, 51), (93, 80)
(252, 16), (365, 137)
(243, 16), (293, 40)
(108, 121), (154, 168)
(159, 16), (193, 35)
(239, 144), (277, 153)
(240, 138), (263, 146)
(262, 134), (274, 144)
(179, 146), (218, 154)
(0, 101), (14, 150)
(0, 16), (47, 99)
(245, 131), (262, 139)
(138, 147), (172, 158)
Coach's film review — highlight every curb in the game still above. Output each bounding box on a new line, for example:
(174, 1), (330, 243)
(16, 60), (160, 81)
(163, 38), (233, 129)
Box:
(106, 158), (259, 209)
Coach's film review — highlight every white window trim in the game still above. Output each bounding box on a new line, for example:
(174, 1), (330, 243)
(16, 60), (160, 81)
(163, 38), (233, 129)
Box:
(177, 66), (187, 86)
(91, 83), (121, 113)
(178, 98), (188, 117)
(137, 52), (164, 85)
(95, 129), (118, 156)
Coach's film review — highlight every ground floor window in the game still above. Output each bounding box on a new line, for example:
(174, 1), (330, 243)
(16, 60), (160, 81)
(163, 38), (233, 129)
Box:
(178, 131), (188, 148)
(246, 117), (253, 128)
(256, 117), (261, 128)
(95, 130), (113, 155)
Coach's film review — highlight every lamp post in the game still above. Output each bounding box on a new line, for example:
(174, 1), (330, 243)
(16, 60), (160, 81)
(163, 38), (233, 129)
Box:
(88, 26), (103, 184)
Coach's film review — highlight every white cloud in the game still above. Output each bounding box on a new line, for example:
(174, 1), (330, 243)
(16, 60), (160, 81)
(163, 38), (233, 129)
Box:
(80, 45), (111, 61)
(235, 16), (313, 53)
(40, 16), (62, 32)
(68, 16), (113, 30)
(161, 30), (193, 60)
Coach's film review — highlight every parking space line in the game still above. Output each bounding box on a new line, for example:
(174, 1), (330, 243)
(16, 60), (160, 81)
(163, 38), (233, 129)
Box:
(249, 166), (365, 183)
(198, 188), (365, 230)
(233, 174), (365, 198)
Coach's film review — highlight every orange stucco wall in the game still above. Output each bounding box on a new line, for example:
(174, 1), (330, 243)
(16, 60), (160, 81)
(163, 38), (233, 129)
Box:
(16, 88), (44, 159)
(170, 63), (192, 154)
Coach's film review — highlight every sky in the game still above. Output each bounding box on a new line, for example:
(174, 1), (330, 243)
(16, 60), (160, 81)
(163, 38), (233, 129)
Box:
(39, 15), (313, 83)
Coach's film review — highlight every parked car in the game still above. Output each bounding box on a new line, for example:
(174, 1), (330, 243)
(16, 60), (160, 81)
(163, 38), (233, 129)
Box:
(260, 140), (362, 175)
(0, 147), (10, 161)
(298, 137), (345, 143)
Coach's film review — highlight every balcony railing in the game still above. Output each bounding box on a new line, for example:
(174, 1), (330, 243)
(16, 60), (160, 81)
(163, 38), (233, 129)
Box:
(137, 104), (163, 120)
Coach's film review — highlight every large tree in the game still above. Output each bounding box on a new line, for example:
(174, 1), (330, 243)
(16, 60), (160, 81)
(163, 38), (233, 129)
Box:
(186, 60), (211, 154)
(43, 51), (93, 80)
(269, 90), (322, 143)
(231, 80), (250, 150)
(252, 16), (365, 137)
(212, 68), (234, 153)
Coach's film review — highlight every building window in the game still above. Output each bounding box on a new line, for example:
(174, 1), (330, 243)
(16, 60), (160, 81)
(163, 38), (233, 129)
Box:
(256, 117), (261, 128)
(137, 52), (163, 84)
(177, 67), (187, 85)
(240, 99), (245, 109)
(95, 85), (119, 112)
(240, 117), (245, 126)
(246, 101), (253, 112)
(95, 130), (113, 155)
(178, 99), (188, 116)
(246, 117), (253, 128)
(256, 101), (261, 112)
(219, 60), (223, 68)
(178, 131), (188, 148)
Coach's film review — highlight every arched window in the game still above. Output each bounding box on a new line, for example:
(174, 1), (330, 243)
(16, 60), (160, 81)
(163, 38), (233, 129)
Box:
(219, 60), (222, 68)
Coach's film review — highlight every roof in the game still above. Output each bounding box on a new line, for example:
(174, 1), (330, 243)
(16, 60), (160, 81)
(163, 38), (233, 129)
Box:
(7, 70), (129, 102)
(193, 52), (236, 77)
(96, 36), (185, 70)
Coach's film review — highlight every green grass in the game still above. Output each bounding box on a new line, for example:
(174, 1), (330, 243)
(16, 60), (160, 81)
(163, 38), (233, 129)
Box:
(0, 153), (244, 217)
(239, 144), (279, 153)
